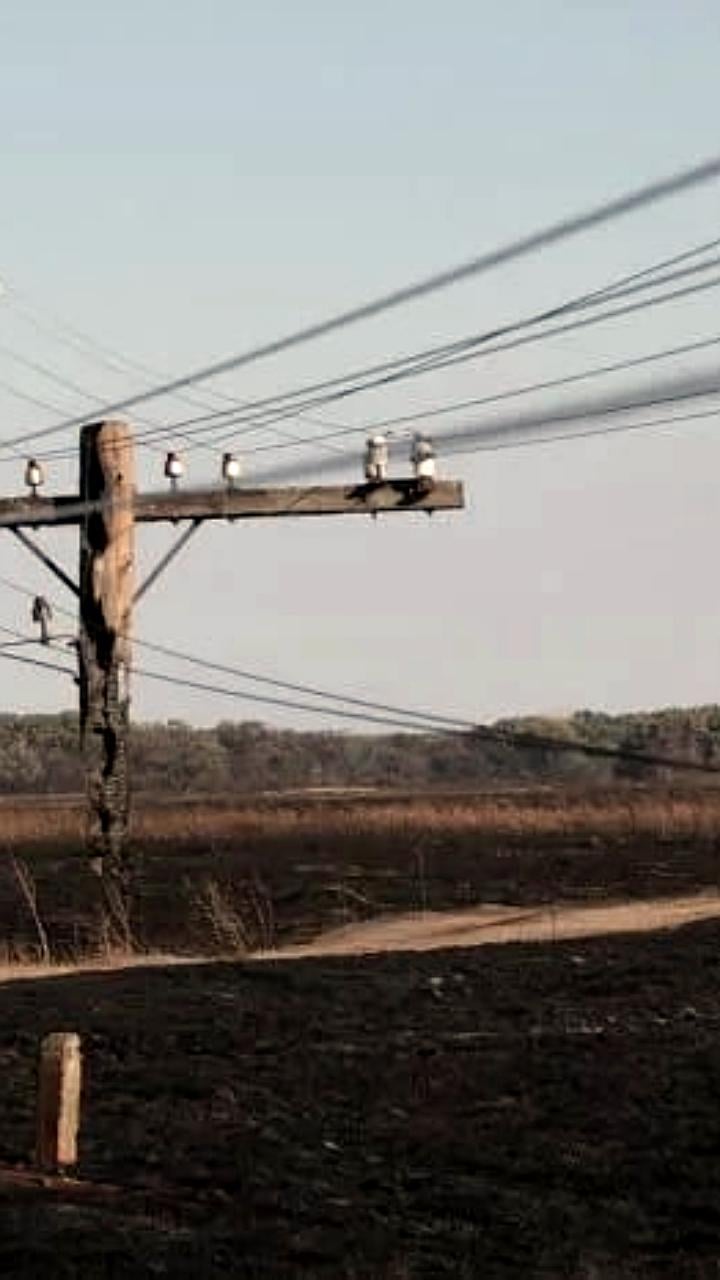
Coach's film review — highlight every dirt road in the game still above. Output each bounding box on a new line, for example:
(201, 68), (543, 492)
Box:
(264, 891), (720, 959)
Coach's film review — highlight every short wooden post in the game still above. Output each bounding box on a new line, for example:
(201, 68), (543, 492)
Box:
(36, 1032), (82, 1172)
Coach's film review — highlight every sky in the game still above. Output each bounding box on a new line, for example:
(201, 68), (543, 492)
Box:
(1, 1), (720, 730)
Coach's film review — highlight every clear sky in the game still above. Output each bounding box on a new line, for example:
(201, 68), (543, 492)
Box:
(1, 1), (720, 729)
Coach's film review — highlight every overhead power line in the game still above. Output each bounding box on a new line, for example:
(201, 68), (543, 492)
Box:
(242, 329), (720, 462)
(2, 360), (720, 525)
(0, 287), (354, 461)
(158, 264), (720, 459)
(29, 248), (720, 468)
(447, 403), (720, 458)
(3, 153), (720, 456)
(52, 641), (720, 775)
(226, 364), (720, 486)
(0, 578), (718, 774)
(100, 247), (720, 452)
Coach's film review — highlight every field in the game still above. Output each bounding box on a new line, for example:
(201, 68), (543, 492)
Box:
(0, 785), (719, 1277)
(2, 784), (720, 959)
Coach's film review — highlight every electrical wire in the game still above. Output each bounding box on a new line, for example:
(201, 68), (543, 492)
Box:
(241, 330), (720, 461)
(2, 152), (720, 454)
(199, 367), (720, 486)
(90, 252), (720, 452)
(3, 359), (720, 524)
(0, 581), (717, 775)
(0, 646), (75, 678)
(446, 403), (720, 459)
(0, 288), (352, 460)
(27, 257), (720, 468)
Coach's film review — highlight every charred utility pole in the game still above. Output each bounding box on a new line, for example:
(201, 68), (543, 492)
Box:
(1, 422), (464, 935)
(77, 422), (135, 930)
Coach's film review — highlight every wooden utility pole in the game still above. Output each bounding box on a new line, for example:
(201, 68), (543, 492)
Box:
(77, 423), (135, 937)
(0, 422), (464, 932)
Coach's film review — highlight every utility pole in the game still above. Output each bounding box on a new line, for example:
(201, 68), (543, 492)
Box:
(1, 421), (464, 937)
(78, 422), (135, 937)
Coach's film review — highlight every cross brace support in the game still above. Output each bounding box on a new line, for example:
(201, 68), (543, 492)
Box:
(10, 528), (79, 597)
(134, 519), (203, 605)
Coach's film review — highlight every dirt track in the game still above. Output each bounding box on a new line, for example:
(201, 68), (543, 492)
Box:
(0, 893), (718, 986)
(265, 891), (720, 959)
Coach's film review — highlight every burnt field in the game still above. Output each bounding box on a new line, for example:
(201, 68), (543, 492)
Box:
(0, 784), (720, 958)
(1, 927), (720, 1277)
(0, 786), (719, 1277)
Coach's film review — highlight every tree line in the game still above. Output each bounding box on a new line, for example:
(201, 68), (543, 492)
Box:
(0, 704), (718, 794)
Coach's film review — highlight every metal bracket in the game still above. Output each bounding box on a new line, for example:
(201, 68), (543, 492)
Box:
(134, 518), (203, 605)
(10, 527), (80, 597)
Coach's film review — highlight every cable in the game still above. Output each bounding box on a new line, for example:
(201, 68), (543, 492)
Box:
(29, 256), (720, 469)
(1, 288), (350, 460)
(0, 647), (75, 678)
(3, 358), (720, 525)
(3, 626), (719, 776)
(164, 266), (720, 457)
(242, 329), (720, 461)
(447, 403), (720, 458)
(126, 663), (720, 774)
(0, 579), (716, 774)
(0, 579), (469, 730)
(102, 251), (720, 450)
(128, 635), (469, 731)
(24, 235), (720, 470)
(223, 365), (720, 485)
(3, 152), (720, 453)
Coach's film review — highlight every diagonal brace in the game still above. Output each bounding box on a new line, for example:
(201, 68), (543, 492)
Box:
(134, 518), (203, 604)
(10, 527), (79, 597)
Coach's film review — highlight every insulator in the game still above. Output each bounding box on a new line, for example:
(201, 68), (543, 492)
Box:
(364, 434), (389, 483)
(411, 434), (436, 491)
(164, 451), (185, 481)
(24, 458), (45, 493)
(222, 452), (242, 486)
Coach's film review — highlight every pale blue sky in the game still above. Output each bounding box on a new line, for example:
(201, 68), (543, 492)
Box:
(1, 1), (720, 727)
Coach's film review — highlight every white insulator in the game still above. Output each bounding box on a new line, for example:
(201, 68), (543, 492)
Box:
(164, 451), (185, 482)
(25, 458), (45, 494)
(222, 452), (242, 487)
(416, 456), (437, 481)
(410, 435), (436, 490)
(364, 434), (389, 483)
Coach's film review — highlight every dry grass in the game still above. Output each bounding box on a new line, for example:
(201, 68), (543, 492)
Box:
(133, 788), (720, 845)
(191, 873), (276, 955)
(0, 785), (719, 849)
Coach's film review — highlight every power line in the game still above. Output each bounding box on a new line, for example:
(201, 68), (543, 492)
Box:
(105, 250), (720, 452)
(167, 266), (720, 459)
(24, 238), (720, 470)
(105, 658), (720, 775)
(225, 365), (720, 486)
(0, 646), (75, 678)
(29, 253), (720, 470)
(242, 329), (720, 461)
(1, 584), (718, 774)
(2, 357), (720, 525)
(0, 287), (352, 460)
(3, 153), (720, 455)
(447, 403), (720, 458)
(129, 635), (469, 731)
(3, 354), (720, 522)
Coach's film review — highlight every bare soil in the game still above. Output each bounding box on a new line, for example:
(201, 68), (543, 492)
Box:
(0, 787), (719, 1276)
(2, 923), (720, 1276)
